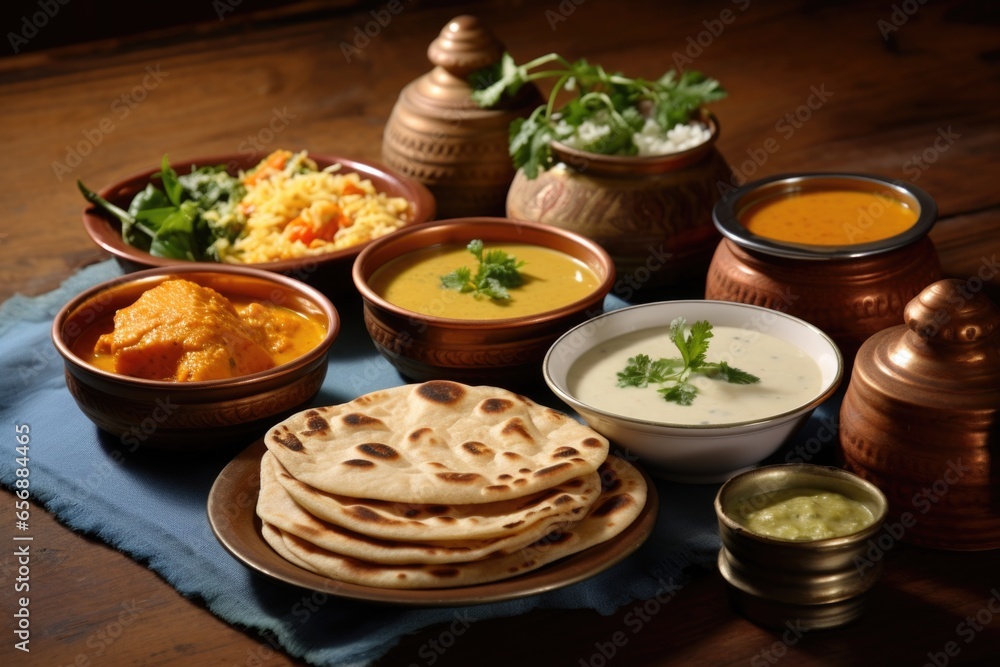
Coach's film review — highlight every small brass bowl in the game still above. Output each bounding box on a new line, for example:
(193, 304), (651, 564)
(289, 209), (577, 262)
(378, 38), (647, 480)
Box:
(51, 264), (340, 451)
(706, 173), (941, 360)
(715, 463), (888, 630)
(352, 217), (615, 386)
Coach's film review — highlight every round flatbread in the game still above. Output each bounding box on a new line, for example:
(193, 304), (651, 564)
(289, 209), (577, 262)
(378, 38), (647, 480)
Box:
(257, 453), (594, 564)
(265, 451), (601, 542)
(263, 381), (610, 504)
(259, 455), (647, 589)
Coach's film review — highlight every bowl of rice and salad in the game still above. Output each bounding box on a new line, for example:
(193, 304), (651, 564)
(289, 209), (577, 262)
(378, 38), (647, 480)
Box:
(79, 149), (436, 295)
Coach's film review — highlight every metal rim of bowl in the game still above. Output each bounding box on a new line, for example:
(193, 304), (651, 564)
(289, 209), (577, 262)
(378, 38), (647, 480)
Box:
(51, 263), (340, 388)
(712, 172), (938, 260)
(542, 299), (844, 431)
(714, 462), (890, 546)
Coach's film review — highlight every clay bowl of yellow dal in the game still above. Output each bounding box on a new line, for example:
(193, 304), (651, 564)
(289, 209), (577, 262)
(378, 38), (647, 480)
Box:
(51, 264), (340, 451)
(543, 300), (843, 483)
(705, 172), (941, 360)
(352, 217), (615, 385)
(80, 151), (436, 298)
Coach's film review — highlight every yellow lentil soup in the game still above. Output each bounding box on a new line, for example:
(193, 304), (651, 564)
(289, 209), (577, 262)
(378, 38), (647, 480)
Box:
(740, 189), (919, 246)
(369, 243), (602, 320)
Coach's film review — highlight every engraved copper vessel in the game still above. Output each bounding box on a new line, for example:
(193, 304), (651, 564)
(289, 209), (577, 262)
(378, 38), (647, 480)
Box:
(705, 173), (941, 360)
(506, 109), (731, 292)
(352, 218), (615, 386)
(381, 15), (542, 219)
(51, 265), (340, 451)
(839, 279), (1000, 550)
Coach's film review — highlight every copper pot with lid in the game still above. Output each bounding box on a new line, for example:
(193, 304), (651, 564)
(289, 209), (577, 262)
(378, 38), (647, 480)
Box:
(839, 279), (1000, 550)
(705, 173), (942, 361)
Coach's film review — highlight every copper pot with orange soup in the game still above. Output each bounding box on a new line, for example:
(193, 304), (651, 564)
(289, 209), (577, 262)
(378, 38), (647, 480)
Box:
(705, 173), (941, 360)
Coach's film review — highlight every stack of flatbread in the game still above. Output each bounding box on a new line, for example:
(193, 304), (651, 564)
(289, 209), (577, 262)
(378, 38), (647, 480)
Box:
(256, 380), (648, 589)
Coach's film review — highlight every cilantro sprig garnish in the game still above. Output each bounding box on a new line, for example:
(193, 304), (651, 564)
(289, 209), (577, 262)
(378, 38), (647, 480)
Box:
(616, 317), (760, 406)
(440, 239), (526, 300)
(469, 52), (726, 179)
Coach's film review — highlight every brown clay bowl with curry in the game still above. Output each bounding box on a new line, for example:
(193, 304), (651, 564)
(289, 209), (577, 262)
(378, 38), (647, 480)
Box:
(51, 264), (340, 451)
(352, 217), (615, 386)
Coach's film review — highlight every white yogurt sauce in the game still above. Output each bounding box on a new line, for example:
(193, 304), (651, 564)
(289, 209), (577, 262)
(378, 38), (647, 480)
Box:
(566, 325), (823, 425)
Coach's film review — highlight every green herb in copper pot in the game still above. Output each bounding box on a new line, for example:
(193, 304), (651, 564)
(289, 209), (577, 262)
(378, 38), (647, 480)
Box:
(469, 52), (727, 178)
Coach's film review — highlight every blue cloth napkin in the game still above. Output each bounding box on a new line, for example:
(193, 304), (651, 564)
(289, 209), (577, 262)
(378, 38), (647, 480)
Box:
(0, 261), (842, 666)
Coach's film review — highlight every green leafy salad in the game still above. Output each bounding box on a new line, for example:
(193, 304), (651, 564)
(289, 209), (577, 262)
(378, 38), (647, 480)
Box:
(616, 317), (760, 406)
(469, 52), (727, 178)
(78, 155), (244, 262)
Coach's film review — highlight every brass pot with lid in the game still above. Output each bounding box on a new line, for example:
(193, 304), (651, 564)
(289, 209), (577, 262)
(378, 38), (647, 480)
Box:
(839, 278), (1000, 550)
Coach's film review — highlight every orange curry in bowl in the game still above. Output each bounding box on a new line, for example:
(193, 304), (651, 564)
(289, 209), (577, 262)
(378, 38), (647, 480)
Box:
(70, 278), (328, 381)
(739, 188), (919, 246)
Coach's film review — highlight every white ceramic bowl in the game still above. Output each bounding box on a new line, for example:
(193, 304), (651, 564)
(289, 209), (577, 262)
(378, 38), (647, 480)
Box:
(543, 300), (843, 483)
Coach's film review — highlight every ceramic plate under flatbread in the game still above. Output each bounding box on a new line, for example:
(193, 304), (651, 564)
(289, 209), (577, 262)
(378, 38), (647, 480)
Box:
(208, 438), (659, 606)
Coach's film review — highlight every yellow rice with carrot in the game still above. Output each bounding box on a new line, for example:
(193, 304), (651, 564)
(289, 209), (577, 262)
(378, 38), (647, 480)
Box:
(209, 149), (413, 263)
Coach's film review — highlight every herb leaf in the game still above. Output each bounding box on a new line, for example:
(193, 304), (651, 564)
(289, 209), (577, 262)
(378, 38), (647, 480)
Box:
(439, 239), (525, 300)
(615, 317), (760, 406)
(469, 52), (727, 178)
(79, 154), (245, 261)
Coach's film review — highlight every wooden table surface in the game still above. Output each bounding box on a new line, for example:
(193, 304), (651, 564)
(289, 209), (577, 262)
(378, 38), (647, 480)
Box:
(2, 0), (999, 665)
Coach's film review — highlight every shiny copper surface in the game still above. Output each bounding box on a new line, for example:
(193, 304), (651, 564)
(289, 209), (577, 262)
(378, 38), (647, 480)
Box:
(381, 15), (543, 219)
(505, 110), (730, 291)
(839, 279), (1000, 550)
(705, 236), (942, 360)
(51, 265), (340, 451)
(352, 217), (615, 386)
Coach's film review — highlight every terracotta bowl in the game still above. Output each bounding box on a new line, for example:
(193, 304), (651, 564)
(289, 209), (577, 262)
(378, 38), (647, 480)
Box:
(543, 300), (843, 483)
(51, 264), (340, 451)
(352, 217), (615, 386)
(705, 172), (941, 361)
(81, 153), (436, 298)
(506, 109), (732, 292)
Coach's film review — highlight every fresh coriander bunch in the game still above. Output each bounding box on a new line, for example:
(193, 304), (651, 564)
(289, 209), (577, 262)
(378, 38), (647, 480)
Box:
(470, 52), (727, 179)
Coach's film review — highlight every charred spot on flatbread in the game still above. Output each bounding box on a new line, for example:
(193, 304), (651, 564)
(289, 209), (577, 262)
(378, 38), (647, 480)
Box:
(480, 398), (515, 414)
(343, 459), (375, 468)
(435, 472), (482, 484)
(591, 494), (634, 518)
(301, 410), (330, 435)
(271, 428), (304, 452)
(462, 441), (493, 456)
(357, 442), (399, 460)
(552, 446), (579, 459)
(534, 462), (573, 478)
(417, 380), (465, 405)
(408, 427), (435, 443)
(500, 418), (534, 442)
(582, 437), (604, 448)
(342, 413), (387, 429)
